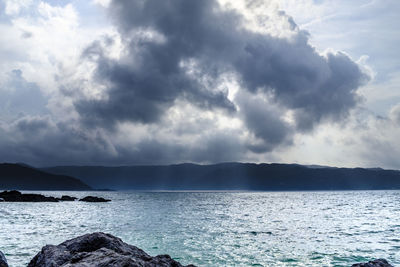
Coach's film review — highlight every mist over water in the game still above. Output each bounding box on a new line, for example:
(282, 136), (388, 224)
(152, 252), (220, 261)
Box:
(0, 191), (399, 266)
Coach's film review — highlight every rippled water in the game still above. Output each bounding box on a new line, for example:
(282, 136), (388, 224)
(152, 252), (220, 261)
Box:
(1, 191), (400, 266)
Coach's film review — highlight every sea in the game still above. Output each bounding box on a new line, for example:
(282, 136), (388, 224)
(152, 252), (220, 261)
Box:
(0, 191), (399, 266)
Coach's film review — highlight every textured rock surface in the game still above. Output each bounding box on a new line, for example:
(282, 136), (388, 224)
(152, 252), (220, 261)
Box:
(79, 196), (111, 202)
(28, 232), (195, 267)
(0, 251), (8, 267)
(351, 259), (393, 267)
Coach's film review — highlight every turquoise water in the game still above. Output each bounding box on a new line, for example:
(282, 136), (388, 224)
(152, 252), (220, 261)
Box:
(0, 191), (399, 266)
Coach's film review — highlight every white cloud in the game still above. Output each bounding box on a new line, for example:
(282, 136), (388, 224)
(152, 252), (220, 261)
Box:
(92, 0), (112, 8)
(0, 0), (118, 121)
(4, 0), (33, 16)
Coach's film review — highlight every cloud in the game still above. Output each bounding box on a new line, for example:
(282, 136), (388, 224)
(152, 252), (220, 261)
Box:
(0, 115), (121, 166)
(236, 91), (293, 153)
(116, 131), (246, 165)
(4, 0), (33, 16)
(75, 1), (238, 127)
(0, 69), (48, 120)
(76, 0), (368, 134)
(0, 110), (248, 166)
(390, 104), (400, 126)
(351, 109), (400, 169)
(276, 104), (400, 170)
(0, 0), (373, 167)
(92, 0), (112, 8)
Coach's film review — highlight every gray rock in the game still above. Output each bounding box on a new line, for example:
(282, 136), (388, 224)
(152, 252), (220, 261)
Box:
(0, 251), (8, 267)
(28, 232), (195, 267)
(352, 258), (393, 267)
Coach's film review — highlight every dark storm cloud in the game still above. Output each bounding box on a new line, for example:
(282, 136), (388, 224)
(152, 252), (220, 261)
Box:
(76, 0), (238, 127)
(0, 114), (246, 166)
(236, 40), (367, 131)
(236, 91), (293, 153)
(0, 115), (118, 166)
(14, 115), (51, 133)
(76, 0), (368, 136)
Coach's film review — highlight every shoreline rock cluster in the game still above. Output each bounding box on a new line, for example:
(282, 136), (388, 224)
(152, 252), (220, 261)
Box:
(0, 232), (394, 266)
(0, 190), (110, 202)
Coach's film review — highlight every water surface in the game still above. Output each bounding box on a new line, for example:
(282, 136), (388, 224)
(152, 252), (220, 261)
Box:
(0, 191), (399, 266)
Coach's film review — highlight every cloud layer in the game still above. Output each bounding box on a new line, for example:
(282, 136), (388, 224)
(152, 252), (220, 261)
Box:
(75, 0), (367, 151)
(0, 0), (386, 167)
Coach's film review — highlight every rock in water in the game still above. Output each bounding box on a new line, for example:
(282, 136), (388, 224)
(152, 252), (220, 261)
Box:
(79, 196), (111, 202)
(0, 251), (8, 267)
(28, 232), (195, 267)
(0, 191), (58, 202)
(352, 259), (393, 267)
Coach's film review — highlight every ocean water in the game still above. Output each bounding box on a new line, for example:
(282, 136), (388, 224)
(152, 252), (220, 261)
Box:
(0, 191), (399, 266)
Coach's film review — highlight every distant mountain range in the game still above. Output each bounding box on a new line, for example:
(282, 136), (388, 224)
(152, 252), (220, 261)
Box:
(0, 163), (91, 190)
(2, 162), (400, 191)
(41, 162), (400, 191)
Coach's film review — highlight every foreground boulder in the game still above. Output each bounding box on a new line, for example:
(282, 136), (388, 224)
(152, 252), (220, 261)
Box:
(352, 259), (393, 267)
(28, 232), (195, 267)
(0, 191), (58, 202)
(79, 196), (111, 202)
(0, 251), (8, 267)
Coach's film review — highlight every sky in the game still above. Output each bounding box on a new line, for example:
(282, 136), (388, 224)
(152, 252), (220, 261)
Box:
(0, 0), (399, 168)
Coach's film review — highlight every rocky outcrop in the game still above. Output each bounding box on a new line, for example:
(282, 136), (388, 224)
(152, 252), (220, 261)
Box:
(28, 232), (195, 267)
(351, 259), (393, 267)
(0, 191), (58, 202)
(0, 251), (8, 267)
(0, 191), (110, 202)
(79, 196), (111, 202)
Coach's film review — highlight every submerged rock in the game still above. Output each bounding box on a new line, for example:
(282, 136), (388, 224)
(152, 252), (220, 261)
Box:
(352, 258), (393, 267)
(0, 191), (58, 202)
(79, 196), (111, 202)
(0, 251), (8, 267)
(28, 232), (195, 267)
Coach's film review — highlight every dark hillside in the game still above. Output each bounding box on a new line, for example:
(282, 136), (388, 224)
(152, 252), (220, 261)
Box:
(0, 163), (91, 190)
